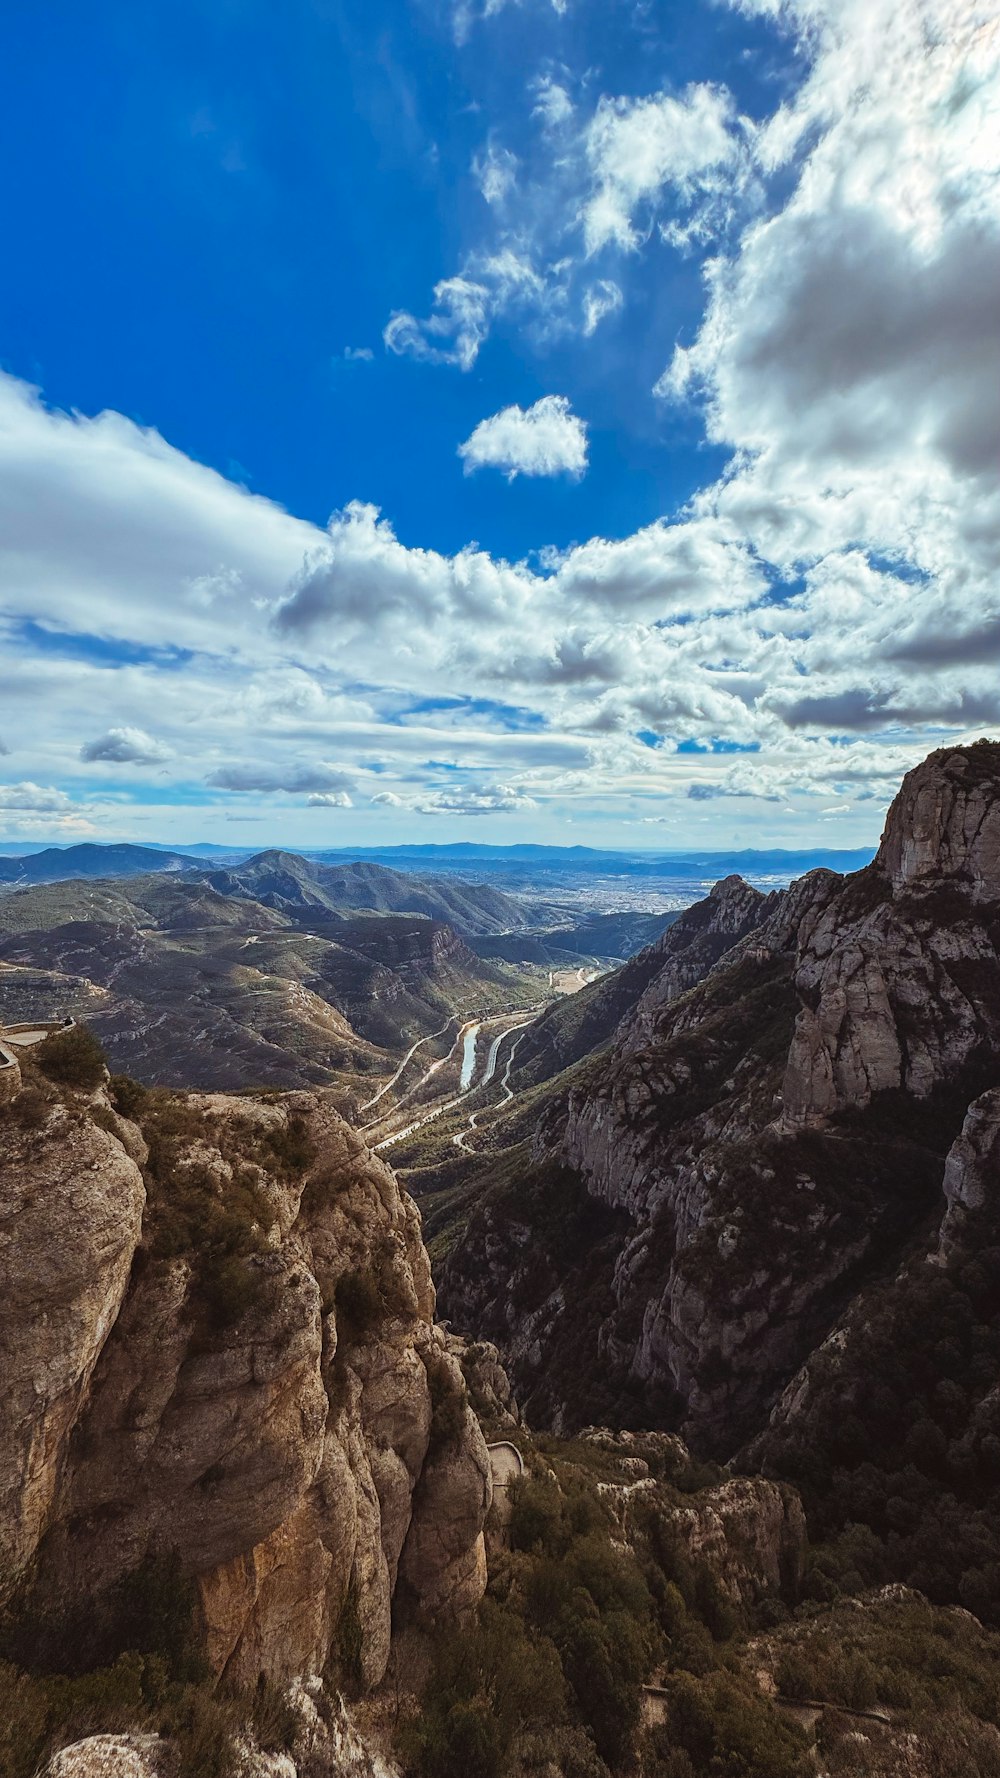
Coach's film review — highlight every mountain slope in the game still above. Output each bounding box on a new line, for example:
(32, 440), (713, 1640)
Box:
(439, 743), (1000, 1487)
(204, 850), (545, 935)
(0, 874), (531, 1092)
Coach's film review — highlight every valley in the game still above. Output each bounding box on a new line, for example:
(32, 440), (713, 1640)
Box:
(2, 754), (1000, 1778)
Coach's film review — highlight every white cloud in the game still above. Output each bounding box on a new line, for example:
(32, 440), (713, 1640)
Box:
(80, 726), (172, 764)
(474, 142), (518, 206)
(383, 276), (491, 370)
(306, 791), (353, 807)
(582, 83), (746, 253)
(0, 372), (312, 654)
(531, 76), (573, 128)
(0, 782), (77, 812)
(341, 346), (374, 362)
(458, 395), (588, 479)
(415, 781), (539, 815)
(5, 0), (1000, 854)
(455, 0), (568, 42)
(581, 280), (623, 336)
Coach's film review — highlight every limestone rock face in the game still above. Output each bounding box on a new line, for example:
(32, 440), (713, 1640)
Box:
(664, 1477), (807, 1607)
(440, 742), (1000, 1456)
(939, 1088), (1000, 1256)
(44, 1737), (168, 1778)
(397, 1342), (492, 1619)
(43, 1682), (402, 1778)
(0, 1097), (146, 1581)
(0, 1080), (488, 1689)
(878, 744), (1000, 899)
(784, 744), (1000, 1126)
(620, 875), (779, 1057)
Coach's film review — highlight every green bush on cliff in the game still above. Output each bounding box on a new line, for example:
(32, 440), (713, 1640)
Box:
(35, 1024), (106, 1090)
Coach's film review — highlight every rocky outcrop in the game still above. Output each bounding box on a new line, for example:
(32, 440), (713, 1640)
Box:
(43, 1681), (401, 1778)
(44, 1737), (168, 1778)
(0, 1097), (146, 1582)
(0, 1074), (489, 1691)
(878, 744), (1000, 899)
(619, 874), (779, 1056)
(939, 1087), (1000, 1257)
(449, 1333), (520, 1430)
(440, 742), (1000, 1456)
(664, 1477), (807, 1608)
(784, 744), (1000, 1126)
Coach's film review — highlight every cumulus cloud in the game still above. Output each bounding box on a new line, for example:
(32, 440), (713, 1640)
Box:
(0, 371), (312, 654)
(0, 782), (77, 812)
(4, 0), (999, 844)
(306, 791), (353, 807)
(80, 726), (172, 764)
(416, 781), (538, 815)
(458, 394), (588, 480)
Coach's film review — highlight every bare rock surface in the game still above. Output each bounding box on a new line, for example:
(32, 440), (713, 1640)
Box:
(44, 1737), (171, 1778)
(0, 1097), (146, 1577)
(0, 1073), (488, 1690)
(939, 1086), (1000, 1256)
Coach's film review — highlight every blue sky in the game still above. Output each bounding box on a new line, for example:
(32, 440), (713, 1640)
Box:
(0, 0), (997, 849)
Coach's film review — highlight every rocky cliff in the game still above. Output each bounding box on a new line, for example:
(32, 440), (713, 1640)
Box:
(439, 742), (1000, 1457)
(0, 1053), (490, 1695)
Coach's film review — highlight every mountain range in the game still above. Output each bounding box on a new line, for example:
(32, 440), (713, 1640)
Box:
(0, 869), (535, 1092)
(2, 745), (1000, 1778)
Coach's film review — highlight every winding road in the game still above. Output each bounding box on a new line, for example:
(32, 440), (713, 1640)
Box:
(368, 1008), (538, 1155)
(358, 1016), (457, 1114)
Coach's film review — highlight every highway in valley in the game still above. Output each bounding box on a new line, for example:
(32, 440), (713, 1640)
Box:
(365, 1008), (537, 1154)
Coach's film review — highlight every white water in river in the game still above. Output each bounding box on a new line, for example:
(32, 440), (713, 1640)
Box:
(459, 1023), (481, 1090)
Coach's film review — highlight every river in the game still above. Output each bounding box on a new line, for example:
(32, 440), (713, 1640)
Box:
(459, 1022), (481, 1090)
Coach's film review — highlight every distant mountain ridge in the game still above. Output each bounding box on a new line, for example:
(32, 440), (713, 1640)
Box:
(0, 868), (530, 1090)
(203, 849), (546, 935)
(0, 842), (198, 884)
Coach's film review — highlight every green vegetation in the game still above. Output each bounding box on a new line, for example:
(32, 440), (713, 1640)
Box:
(647, 1672), (808, 1777)
(108, 1079), (318, 1333)
(0, 1552), (297, 1778)
(129, 1090), (276, 1331)
(761, 1196), (1000, 1625)
(34, 1023), (107, 1090)
(401, 1443), (807, 1778)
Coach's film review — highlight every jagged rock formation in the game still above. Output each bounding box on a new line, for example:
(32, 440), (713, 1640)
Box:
(439, 742), (1000, 1456)
(42, 1680), (400, 1778)
(664, 1477), (807, 1609)
(939, 1087), (1000, 1256)
(0, 1065), (490, 1693)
